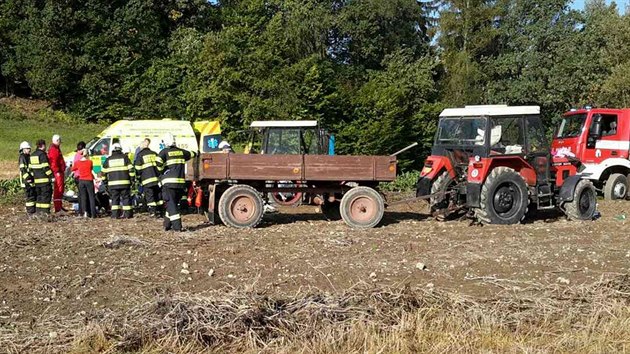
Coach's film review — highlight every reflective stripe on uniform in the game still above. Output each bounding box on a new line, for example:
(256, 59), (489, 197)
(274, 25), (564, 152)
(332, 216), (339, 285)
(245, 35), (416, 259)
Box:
(45, 170), (52, 175)
(122, 205), (133, 210)
(36, 203), (50, 208)
(25, 202), (35, 206)
(111, 205), (121, 210)
(109, 180), (131, 186)
(147, 202), (157, 207)
(142, 177), (159, 185)
(157, 200), (164, 206)
(165, 158), (186, 166)
(29, 162), (50, 169)
(136, 163), (155, 170)
(103, 166), (129, 173)
(162, 178), (185, 185)
(22, 173), (30, 179)
(34, 178), (50, 184)
(168, 214), (181, 221)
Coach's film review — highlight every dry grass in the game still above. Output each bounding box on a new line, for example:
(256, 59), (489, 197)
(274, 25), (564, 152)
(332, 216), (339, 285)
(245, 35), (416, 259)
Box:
(2, 275), (629, 353)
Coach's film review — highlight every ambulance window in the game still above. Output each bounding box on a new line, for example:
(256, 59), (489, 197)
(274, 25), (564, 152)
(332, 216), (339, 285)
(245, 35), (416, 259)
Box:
(597, 114), (618, 136)
(91, 138), (111, 156)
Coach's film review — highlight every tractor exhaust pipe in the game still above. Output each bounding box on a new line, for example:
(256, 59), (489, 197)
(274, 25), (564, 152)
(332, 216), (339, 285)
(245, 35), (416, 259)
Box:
(390, 142), (419, 157)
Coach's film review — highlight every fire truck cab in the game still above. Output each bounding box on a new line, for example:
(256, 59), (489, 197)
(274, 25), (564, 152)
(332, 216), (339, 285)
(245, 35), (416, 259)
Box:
(552, 108), (630, 200)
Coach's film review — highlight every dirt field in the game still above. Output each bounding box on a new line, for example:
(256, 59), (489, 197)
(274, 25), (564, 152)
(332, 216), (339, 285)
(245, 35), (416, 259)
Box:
(1, 199), (629, 352)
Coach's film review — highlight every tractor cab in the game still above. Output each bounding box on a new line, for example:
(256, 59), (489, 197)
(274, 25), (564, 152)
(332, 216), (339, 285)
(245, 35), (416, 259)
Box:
(244, 120), (334, 155)
(417, 105), (596, 225)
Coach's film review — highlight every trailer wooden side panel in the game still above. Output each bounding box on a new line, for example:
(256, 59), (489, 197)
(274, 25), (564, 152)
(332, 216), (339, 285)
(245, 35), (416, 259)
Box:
(194, 153), (397, 182)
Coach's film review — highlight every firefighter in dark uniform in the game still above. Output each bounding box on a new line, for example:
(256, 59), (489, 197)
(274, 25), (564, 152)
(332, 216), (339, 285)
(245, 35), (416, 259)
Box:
(102, 143), (135, 219)
(134, 138), (164, 217)
(156, 133), (197, 231)
(30, 139), (53, 214)
(18, 141), (36, 215)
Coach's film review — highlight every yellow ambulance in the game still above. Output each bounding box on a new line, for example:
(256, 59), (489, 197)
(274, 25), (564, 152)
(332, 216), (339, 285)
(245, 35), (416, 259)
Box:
(65, 119), (222, 173)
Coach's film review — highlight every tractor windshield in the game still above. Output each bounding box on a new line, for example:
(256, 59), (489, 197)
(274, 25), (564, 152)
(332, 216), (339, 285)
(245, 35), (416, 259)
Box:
(556, 113), (587, 138)
(435, 117), (487, 146)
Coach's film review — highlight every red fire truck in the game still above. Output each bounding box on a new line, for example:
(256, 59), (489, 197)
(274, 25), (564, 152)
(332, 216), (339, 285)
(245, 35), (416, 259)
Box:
(552, 108), (630, 200)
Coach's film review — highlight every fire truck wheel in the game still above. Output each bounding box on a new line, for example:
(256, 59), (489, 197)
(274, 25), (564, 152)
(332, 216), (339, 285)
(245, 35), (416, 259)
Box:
(475, 167), (529, 225)
(564, 179), (597, 220)
(340, 187), (385, 229)
(604, 173), (628, 200)
(321, 200), (341, 221)
(430, 171), (456, 220)
(218, 185), (264, 229)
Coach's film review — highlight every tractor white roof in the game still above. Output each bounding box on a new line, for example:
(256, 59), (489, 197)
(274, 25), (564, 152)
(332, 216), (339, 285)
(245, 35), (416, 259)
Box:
(250, 120), (318, 128)
(440, 105), (540, 117)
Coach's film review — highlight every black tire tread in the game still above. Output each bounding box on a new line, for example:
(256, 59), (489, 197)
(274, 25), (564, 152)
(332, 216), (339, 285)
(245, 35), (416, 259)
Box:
(474, 167), (529, 225)
(565, 179), (597, 220)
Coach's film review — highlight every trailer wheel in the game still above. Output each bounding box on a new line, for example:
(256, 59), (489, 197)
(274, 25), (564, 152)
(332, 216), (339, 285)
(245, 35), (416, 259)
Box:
(430, 171), (456, 220)
(340, 187), (384, 228)
(218, 185), (264, 229)
(604, 173), (628, 200)
(564, 179), (597, 220)
(321, 201), (341, 221)
(474, 167), (528, 225)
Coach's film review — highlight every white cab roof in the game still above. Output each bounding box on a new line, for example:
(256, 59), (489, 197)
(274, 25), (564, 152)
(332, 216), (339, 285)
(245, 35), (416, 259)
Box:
(250, 120), (318, 128)
(440, 105), (540, 117)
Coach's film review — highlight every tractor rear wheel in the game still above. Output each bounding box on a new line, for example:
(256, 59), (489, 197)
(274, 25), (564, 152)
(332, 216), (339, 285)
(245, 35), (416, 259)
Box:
(604, 173), (628, 200)
(474, 167), (529, 225)
(340, 187), (385, 228)
(564, 179), (597, 220)
(218, 185), (264, 229)
(429, 171), (456, 220)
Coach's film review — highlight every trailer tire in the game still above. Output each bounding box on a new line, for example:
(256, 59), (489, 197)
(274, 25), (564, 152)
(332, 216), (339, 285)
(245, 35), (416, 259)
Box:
(564, 179), (597, 220)
(340, 187), (384, 229)
(604, 173), (627, 200)
(218, 185), (264, 229)
(430, 171), (456, 220)
(321, 201), (341, 221)
(474, 167), (528, 225)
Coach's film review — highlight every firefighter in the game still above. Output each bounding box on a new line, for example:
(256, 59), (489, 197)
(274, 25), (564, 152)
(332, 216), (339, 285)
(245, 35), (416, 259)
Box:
(30, 139), (53, 214)
(134, 138), (163, 217)
(156, 133), (197, 231)
(48, 134), (66, 213)
(102, 143), (135, 219)
(18, 141), (36, 215)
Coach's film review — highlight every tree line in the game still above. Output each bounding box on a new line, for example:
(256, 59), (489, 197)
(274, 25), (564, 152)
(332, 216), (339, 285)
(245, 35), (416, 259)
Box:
(1, 0), (629, 169)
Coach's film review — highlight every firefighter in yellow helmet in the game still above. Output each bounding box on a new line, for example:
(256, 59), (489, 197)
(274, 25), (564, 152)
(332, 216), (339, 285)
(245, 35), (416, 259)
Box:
(18, 141), (36, 215)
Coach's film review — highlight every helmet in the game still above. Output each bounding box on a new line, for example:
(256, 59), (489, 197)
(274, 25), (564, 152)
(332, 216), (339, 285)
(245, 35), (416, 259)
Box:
(52, 134), (61, 144)
(112, 143), (122, 152)
(19, 141), (31, 151)
(164, 133), (176, 147)
(218, 141), (231, 150)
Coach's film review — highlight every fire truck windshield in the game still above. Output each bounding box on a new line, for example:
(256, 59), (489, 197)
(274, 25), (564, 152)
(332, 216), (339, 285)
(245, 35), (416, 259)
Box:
(556, 113), (587, 138)
(436, 117), (487, 146)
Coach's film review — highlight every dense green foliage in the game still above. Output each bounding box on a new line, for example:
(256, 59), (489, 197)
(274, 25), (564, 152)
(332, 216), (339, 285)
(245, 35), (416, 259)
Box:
(1, 0), (630, 170)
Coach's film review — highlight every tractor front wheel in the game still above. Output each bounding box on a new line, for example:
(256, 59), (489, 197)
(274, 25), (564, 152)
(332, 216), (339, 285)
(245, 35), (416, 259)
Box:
(475, 167), (529, 225)
(604, 173), (628, 200)
(429, 171), (457, 220)
(564, 179), (597, 220)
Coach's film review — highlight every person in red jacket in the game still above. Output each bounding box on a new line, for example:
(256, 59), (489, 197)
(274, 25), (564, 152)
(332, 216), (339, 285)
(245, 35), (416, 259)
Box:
(48, 134), (67, 212)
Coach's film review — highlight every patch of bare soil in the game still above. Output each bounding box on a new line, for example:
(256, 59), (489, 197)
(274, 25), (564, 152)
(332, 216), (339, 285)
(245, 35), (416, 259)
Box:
(0, 161), (17, 180)
(0, 199), (629, 351)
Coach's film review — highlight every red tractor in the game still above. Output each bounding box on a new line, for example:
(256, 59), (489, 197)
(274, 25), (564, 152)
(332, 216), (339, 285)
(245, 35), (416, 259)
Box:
(416, 105), (597, 224)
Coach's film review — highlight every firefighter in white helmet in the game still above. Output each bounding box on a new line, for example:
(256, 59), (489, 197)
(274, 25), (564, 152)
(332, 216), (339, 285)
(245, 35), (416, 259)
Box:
(18, 141), (36, 215)
(156, 133), (197, 231)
